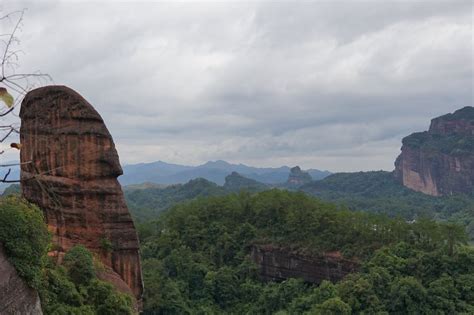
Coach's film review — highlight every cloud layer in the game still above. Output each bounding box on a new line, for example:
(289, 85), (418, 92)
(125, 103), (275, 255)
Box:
(1, 0), (472, 171)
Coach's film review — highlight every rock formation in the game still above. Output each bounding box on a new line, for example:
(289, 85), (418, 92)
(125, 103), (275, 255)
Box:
(0, 244), (43, 315)
(286, 166), (312, 188)
(19, 86), (143, 307)
(250, 245), (358, 284)
(394, 106), (474, 196)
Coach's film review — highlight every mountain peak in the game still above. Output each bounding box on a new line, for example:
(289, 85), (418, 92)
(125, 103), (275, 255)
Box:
(201, 160), (231, 168)
(287, 166), (312, 187)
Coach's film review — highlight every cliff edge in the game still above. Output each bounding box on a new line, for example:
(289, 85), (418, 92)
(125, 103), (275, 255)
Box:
(394, 106), (474, 196)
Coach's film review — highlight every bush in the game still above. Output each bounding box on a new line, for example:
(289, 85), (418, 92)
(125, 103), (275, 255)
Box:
(63, 245), (96, 285)
(0, 196), (49, 288)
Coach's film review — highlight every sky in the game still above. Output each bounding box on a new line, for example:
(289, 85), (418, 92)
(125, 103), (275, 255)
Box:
(0, 0), (472, 172)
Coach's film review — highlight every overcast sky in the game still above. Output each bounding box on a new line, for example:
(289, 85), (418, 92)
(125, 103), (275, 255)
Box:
(1, 0), (472, 172)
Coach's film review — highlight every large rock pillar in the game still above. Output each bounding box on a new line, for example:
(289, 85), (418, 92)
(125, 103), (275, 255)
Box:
(20, 85), (143, 307)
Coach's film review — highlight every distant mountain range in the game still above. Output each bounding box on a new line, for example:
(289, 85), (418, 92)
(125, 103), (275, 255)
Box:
(120, 160), (331, 186)
(0, 159), (330, 191)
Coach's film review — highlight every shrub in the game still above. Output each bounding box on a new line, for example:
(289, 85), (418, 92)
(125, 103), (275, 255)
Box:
(0, 196), (49, 288)
(63, 245), (96, 286)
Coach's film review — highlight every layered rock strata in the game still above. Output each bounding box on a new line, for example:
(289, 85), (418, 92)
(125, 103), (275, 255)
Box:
(394, 106), (474, 196)
(19, 86), (143, 306)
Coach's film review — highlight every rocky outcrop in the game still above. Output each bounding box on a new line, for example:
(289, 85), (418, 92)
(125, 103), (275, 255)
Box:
(19, 86), (143, 307)
(0, 244), (43, 315)
(250, 245), (358, 284)
(394, 107), (474, 196)
(286, 166), (312, 188)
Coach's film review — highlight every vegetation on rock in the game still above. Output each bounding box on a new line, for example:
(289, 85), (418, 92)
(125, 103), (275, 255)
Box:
(40, 246), (134, 315)
(0, 195), (134, 314)
(0, 196), (49, 289)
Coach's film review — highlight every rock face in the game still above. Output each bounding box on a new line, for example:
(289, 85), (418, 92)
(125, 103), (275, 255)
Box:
(394, 107), (474, 196)
(250, 245), (358, 284)
(0, 244), (43, 315)
(19, 86), (143, 306)
(286, 166), (312, 188)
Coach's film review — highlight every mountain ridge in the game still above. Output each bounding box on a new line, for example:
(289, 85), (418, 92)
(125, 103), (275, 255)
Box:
(120, 160), (331, 186)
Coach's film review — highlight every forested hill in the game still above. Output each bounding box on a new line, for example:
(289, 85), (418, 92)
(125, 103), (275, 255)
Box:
(138, 190), (474, 313)
(125, 172), (269, 222)
(123, 170), (474, 241)
(301, 171), (474, 240)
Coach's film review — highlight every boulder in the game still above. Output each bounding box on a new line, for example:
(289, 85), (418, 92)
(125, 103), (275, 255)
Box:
(0, 244), (43, 315)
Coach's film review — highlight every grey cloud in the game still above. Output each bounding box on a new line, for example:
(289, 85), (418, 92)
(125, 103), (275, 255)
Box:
(0, 0), (471, 171)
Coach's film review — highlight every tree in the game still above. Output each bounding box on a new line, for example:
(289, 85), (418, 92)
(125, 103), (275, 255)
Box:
(441, 222), (468, 256)
(389, 276), (429, 313)
(63, 245), (95, 286)
(312, 297), (351, 315)
(0, 9), (50, 183)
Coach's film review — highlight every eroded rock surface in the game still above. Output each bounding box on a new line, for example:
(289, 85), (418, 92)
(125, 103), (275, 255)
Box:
(394, 106), (474, 196)
(250, 245), (358, 284)
(0, 244), (43, 315)
(20, 85), (143, 306)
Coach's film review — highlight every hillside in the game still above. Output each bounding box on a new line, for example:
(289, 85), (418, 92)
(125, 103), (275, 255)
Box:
(123, 169), (474, 240)
(120, 160), (330, 186)
(125, 172), (268, 222)
(301, 171), (474, 240)
(138, 190), (474, 314)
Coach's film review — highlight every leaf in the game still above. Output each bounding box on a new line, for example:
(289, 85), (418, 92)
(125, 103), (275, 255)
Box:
(0, 87), (14, 108)
(10, 143), (22, 150)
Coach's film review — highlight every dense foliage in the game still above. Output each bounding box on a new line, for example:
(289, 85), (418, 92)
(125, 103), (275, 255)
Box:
(402, 131), (474, 156)
(139, 190), (472, 313)
(0, 195), (134, 314)
(0, 196), (49, 289)
(124, 171), (474, 243)
(40, 245), (134, 315)
(126, 174), (267, 223)
(126, 178), (226, 222)
(301, 171), (474, 241)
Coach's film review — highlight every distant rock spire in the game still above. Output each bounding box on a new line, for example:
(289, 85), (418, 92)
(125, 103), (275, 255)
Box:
(286, 166), (312, 187)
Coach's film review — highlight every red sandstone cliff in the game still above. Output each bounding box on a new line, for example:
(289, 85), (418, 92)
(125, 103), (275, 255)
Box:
(19, 86), (143, 307)
(250, 245), (359, 284)
(394, 107), (474, 196)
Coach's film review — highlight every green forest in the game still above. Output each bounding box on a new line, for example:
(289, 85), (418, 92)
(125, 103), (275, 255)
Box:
(301, 171), (474, 239)
(3, 176), (474, 314)
(137, 190), (473, 314)
(125, 171), (474, 242)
